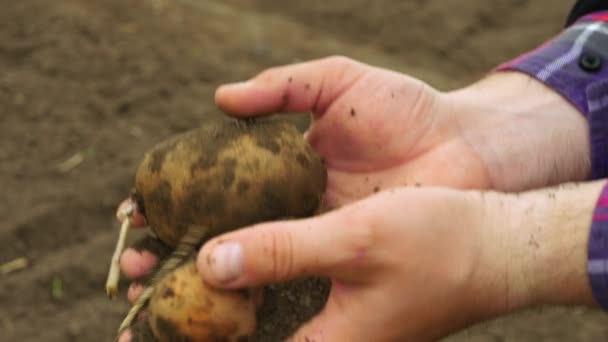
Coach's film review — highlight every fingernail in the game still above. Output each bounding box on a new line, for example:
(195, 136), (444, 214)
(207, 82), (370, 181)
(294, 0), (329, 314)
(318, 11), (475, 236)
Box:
(116, 200), (134, 221)
(208, 242), (243, 283)
(128, 283), (144, 303)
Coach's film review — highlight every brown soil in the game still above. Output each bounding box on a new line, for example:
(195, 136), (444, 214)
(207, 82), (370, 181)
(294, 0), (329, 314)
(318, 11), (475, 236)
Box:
(1, 0), (607, 341)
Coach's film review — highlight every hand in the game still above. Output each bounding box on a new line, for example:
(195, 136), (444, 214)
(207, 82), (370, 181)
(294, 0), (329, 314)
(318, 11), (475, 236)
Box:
(215, 56), (591, 206)
(193, 181), (602, 341)
(194, 187), (490, 341)
(215, 56), (491, 208)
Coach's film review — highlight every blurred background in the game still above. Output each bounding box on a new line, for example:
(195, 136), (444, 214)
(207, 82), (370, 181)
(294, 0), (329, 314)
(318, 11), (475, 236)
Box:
(1, 0), (607, 341)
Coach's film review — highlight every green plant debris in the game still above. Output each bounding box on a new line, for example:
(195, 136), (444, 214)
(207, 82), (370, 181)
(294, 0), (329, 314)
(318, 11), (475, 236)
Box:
(52, 276), (63, 300)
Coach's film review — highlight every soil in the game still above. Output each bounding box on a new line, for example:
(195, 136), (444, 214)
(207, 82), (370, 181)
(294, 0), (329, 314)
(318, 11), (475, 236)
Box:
(1, 0), (607, 341)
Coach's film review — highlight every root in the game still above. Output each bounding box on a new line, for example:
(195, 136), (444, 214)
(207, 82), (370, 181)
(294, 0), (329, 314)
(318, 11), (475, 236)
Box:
(106, 207), (133, 299)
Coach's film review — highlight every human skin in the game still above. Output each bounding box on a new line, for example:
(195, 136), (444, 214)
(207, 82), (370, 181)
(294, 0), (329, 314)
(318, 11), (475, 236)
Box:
(118, 56), (595, 341)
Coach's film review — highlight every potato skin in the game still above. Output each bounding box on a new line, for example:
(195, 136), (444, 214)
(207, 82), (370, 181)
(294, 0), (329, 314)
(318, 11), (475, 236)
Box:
(148, 260), (260, 342)
(134, 116), (327, 247)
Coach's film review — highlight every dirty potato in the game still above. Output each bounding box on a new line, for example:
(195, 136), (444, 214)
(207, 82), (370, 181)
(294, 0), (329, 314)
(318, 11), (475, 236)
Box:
(133, 116), (327, 247)
(148, 260), (261, 342)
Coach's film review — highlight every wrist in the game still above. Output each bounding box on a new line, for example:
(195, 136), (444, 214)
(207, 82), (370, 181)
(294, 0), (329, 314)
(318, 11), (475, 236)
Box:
(524, 181), (604, 307)
(463, 190), (532, 320)
(444, 72), (591, 191)
(510, 183), (598, 307)
(473, 181), (603, 320)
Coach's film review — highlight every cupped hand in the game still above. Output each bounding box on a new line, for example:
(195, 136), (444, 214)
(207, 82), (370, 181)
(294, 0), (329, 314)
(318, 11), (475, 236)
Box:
(193, 180), (603, 341)
(215, 56), (492, 208)
(193, 186), (499, 341)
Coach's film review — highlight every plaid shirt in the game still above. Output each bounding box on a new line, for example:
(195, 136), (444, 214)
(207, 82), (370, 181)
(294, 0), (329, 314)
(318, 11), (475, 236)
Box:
(497, 11), (608, 311)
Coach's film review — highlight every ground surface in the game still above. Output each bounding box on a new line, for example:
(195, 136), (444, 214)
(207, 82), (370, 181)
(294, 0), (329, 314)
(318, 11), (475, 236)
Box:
(2, 0), (608, 341)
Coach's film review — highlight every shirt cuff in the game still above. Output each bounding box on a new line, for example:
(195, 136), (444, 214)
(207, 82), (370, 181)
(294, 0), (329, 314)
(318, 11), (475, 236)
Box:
(496, 11), (608, 180)
(588, 181), (608, 311)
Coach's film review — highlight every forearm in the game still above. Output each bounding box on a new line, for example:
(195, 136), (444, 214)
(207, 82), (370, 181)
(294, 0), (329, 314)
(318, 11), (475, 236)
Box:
(445, 72), (591, 191)
(477, 180), (606, 319)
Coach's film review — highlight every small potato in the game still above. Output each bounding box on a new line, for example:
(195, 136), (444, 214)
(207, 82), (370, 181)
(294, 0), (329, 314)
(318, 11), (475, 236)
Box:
(148, 260), (261, 342)
(133, 116), (327, 247)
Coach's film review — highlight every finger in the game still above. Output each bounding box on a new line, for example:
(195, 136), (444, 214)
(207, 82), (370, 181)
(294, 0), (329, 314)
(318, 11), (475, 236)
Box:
(197, 207), (370, 288)
(129, 235), (173, 262)
(215, 56), (367, 116)
(117, 330), (132, 342)
(120, 248), (158, 279)
(127, 282), (144, 304)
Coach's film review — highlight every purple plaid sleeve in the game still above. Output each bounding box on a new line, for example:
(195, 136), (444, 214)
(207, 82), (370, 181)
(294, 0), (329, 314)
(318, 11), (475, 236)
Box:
(497, 11), (608, 180)
(589, 182), (608, 310)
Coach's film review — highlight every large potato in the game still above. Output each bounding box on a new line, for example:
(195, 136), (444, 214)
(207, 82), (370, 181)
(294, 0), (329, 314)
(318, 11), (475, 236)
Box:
(133, 116), (327, 247)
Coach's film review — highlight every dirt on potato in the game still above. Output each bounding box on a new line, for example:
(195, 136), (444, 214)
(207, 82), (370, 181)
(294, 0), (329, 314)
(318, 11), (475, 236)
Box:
(134, 116), (326, 247)
(1, 0), (607, 341)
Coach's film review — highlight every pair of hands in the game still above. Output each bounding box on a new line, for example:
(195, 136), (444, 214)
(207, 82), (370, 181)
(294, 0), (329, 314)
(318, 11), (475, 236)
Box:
(119, 56), (593, 341)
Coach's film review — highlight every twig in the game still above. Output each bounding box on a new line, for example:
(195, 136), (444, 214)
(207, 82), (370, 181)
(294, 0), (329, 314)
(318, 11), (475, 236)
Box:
(57, 152), (84, 173)
(106, 206), (133, 299)
(0, 257), (29, 275)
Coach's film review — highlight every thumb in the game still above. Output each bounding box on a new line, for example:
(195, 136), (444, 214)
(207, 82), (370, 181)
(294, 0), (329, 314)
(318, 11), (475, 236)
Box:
(214, 56), (366, 117)
(196, 211), (363, 288)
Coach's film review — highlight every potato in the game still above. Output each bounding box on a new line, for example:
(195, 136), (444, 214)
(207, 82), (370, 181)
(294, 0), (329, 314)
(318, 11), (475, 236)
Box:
(112, 115), (327, 340)
(133, 115), (327, 247)
(148, 260), (261, 342)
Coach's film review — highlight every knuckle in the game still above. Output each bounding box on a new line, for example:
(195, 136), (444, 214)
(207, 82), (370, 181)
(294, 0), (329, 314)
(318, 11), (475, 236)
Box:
(323, 55), (354, 67)
(341, 207), (381, 259)
(260, 228), (296, 280)
(352, 221), (379, 255)
(254, 67), (280, 83)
